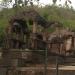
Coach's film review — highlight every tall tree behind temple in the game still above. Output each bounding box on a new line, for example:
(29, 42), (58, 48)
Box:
(1, 0), (12, 8)
(13, 0), (33, 7)
(52, 0), (72, 6)
(65, 0), (72, 8)
(15, 0), (40, 6)
(24, 0), (33, 6)
(18, 0), (23, 5)
(0, 0), (72, 9)
(52, 0), (57, 5)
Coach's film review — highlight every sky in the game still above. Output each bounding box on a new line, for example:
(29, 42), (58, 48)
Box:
(0, 0), (75, 9)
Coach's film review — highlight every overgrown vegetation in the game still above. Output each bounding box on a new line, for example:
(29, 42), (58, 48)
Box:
(0, 5), (75, 46)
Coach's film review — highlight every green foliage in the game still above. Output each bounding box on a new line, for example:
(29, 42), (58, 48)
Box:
(0, 5), (75, 46)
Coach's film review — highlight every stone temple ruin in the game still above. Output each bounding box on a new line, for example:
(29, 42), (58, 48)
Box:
(0, 9), (75, 75)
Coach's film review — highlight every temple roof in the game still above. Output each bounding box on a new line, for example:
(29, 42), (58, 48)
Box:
(10, 9), (49, 28)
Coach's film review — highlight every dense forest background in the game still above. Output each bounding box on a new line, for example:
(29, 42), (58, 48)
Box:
(0, 0), (75, 46)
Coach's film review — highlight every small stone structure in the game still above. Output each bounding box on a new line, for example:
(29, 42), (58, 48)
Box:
(1, 9), (75, 75)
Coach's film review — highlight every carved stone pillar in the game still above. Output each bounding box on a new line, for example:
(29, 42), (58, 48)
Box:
(32, 22), (37, 33)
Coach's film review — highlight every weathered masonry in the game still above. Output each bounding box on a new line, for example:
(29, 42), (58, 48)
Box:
(0, 9), (75, 75)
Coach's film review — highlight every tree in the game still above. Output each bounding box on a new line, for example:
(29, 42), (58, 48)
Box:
(63, 0), (71, 8)
(52, 0), (72, 7)
(52, 0), (57, 5)
(22, 0), (33, 7)
(1, 0), (12, 8)
(18, 0), (23, 5)
(13, 0), (24, 8)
